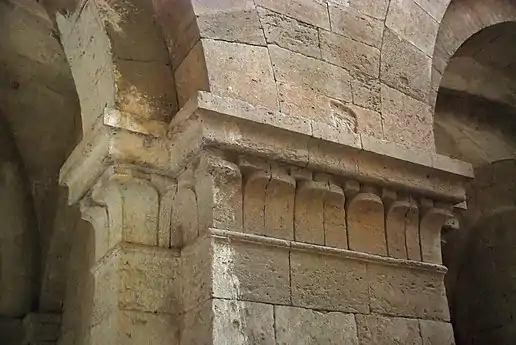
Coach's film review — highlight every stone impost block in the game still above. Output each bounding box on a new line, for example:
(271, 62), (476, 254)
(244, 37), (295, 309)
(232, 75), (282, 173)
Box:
(275, 306), (359, 345)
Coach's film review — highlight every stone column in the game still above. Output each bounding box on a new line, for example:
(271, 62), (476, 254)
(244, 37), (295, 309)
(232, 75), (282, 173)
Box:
(170, 92), (472, 345)
(60, 90), (472, 344)
(60, 115), (181, 344)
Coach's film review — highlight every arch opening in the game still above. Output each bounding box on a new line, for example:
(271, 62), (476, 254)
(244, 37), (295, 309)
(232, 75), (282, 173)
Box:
(434, 5), (516, 344)
(0, 0), (83, 342)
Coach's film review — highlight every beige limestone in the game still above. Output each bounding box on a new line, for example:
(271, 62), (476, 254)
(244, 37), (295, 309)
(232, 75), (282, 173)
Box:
(211, 240), (291, 304)
(340, 0), (390, 20)
(381, 28), (432, 102)
(275, 306), (359, 345)
(420, 320), (455, 345)
(294, 180), (328, 244)
(255, 0), (330, 29)
(258, 8), (321, 58)
(356, 314), (422, 345)
(264, 166), (296, 240)
(351, 72), (382, 112)
(291, 250), (369, 313)
(368, 263), (450, 320)
(195, 153), (243, 233)
(197, 9), (266, 45)
(329, 4), (384, 48)
(320, 30), (381, 77)
(323, 183), (348, 249)
(381, 84), (434, 150)
(7, 0), (487, 344)
(202, 39), (279, 110)
(347, 191), (387, 256)
(386, 0), (440, 56)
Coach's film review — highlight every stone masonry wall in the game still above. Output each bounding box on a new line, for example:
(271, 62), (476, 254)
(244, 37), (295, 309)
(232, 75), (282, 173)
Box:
(160, 0), (451, 152)
(176, 152), (456, 345)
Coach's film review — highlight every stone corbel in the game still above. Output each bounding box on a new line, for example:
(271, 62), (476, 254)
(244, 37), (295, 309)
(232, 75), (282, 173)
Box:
(420, 199), (454, 264)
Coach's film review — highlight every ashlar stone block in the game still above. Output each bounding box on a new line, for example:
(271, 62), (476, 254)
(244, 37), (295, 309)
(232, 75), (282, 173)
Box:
(329, 4), (384, 48)
(195, 153), (243, 233)
(381, 28), (432, 102)
(420, 320), (455, 345)
(347, 189), (387, 256)
(320, 30), (381, 78)
(275, 306), (358, 345)
(356, 314), (422, 345)
(368, 263), (450, 320)
(258, 8), (320, 58)
(295, 180), (328, 245)
(291, 250), (369, 313)
(386, 0), (439, 56)
(255, 0), (331, 29)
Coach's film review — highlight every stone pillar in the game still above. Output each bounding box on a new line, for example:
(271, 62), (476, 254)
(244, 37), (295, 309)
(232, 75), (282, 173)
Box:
(60, 89), (472, 344)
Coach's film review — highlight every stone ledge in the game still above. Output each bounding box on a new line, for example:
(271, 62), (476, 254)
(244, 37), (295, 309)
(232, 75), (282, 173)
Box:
(60, 92), (472, 205)
(171, 92), (472, 203)
(208, 228), (447, 274)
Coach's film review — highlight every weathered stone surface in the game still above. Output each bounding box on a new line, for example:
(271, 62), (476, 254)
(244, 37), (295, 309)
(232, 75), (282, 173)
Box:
(90, 309), (178, 345)
(381, 84), (434, 151)
(320, 30), (381, 77)
(264, 166), (296, 240)
(258, 8), (320, 58)
(343, 0), (390, 20)
(420, 320), (455, 345)
(291, 251), (369, 313)
(357, 314), (422, 344)
(255, 0), (330, 29)
(174, 40), (209, 107)
(381, 29), (432, 102)
(195, 154), (243, 233)
(93, 245), (180, 319)
(420, 204), (452, 264)
(329, 4), (384, 48)
(202, 39), (279, 110)
(352, 104), (383, 138)
(212, 299), (275, 345)
(347, 191), (387, 256)
(386, 0), (439, 56)
(275, 306), (359, 345)
(269, 45), (352, 121)
(197, 9), (266, 45)
(295, 180), (327, 245)
(212, 240), (291, 304)
(323, 183), (348, 249)
(413, 0), (450, 22)
(351, 72), (381, 111)
(181, 237), (213, 312)
(368, 264), (450, 320)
